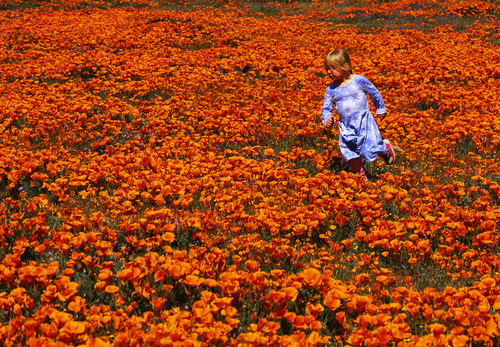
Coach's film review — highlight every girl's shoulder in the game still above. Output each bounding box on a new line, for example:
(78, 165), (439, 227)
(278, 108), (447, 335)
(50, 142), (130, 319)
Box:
(352, 74), (367, 81)
(325, 82), (338, 93)
(326, 82), (336, 90)
(353, 74), (372, 84)
(326, 74), (366, 91)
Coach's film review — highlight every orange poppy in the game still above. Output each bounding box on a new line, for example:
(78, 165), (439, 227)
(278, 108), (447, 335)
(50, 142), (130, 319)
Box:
(61, 321), (86, 335)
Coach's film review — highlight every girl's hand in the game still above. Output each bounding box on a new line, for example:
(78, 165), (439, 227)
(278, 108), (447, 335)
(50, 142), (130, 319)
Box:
(325, 117), (334, 128)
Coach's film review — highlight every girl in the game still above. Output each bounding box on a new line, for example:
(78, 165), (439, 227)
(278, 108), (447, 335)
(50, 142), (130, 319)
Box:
(321, 49), (396, 181)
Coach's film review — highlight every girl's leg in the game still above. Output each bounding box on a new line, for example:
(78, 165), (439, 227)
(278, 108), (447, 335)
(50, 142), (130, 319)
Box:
(348, 158), (368, 181)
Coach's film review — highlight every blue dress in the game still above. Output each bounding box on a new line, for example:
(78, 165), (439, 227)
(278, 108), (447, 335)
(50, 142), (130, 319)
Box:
(321, 74), (388, 163)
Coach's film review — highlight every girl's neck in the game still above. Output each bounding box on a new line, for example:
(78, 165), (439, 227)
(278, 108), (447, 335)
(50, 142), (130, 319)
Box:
(336, 72), (353, 87)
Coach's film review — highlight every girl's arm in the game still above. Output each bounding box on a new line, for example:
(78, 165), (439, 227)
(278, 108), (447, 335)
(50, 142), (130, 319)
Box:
(321, 87), (335, 128)
(360, 76), (386, 116)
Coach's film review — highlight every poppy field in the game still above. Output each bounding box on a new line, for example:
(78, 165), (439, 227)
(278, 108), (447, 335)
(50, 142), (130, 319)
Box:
(1, 0), (500, 345)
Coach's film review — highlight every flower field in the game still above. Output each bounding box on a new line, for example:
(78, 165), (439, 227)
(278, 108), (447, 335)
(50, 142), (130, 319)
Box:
(1, 0), (500, 345)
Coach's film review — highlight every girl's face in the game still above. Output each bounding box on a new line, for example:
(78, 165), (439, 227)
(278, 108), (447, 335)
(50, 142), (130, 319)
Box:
(327, 68), (347, 84)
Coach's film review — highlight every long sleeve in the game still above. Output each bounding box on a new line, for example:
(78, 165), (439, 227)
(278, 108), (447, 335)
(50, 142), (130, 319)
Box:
(361, 76), (386, 115)
(321, 87), (335, 127)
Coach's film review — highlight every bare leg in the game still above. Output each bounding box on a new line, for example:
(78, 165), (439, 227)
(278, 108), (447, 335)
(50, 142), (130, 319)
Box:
(348, 158), (368, 181)
(380, 152), (390, 163)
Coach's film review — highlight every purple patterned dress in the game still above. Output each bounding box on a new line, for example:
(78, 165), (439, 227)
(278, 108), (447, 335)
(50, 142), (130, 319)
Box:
(321, 74), (388, 163)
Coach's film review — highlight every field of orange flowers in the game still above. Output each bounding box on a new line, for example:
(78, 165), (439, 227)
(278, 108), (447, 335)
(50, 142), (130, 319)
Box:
(1, 0), (500, 345)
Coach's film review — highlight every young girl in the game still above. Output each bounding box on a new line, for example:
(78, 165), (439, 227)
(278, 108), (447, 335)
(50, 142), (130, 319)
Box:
(321, 49), (396, 181)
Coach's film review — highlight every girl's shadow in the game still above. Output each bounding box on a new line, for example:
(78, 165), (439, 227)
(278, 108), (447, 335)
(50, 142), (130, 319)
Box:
(328, 156), (347, 174)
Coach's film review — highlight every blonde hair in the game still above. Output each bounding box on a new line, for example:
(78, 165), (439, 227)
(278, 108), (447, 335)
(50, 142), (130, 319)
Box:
(324, 49), (353, 76)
